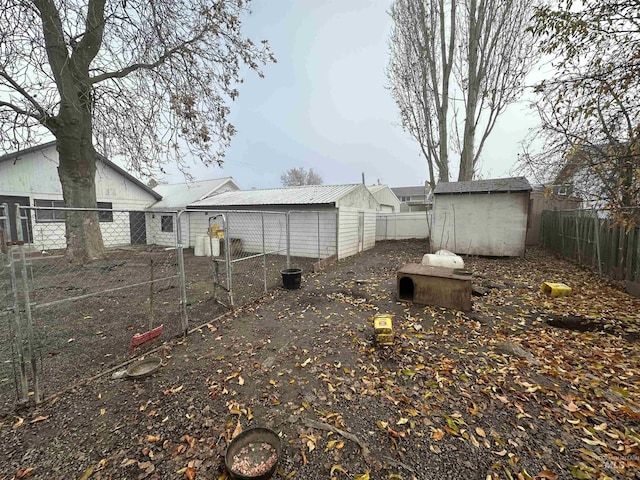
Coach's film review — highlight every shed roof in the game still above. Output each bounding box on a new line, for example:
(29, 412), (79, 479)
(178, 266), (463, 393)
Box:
(0, 141), (161, 200)
(434, 177), (531, 195)
(190, 184), (362, 208)
(150, 177), (238, 209)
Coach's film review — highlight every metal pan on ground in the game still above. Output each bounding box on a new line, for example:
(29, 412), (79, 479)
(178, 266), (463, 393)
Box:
(126, 356), (162, 379)
(225, 427), (281, 480)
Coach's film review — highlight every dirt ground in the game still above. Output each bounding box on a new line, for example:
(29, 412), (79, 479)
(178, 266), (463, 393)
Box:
(0, 239), (639, 480)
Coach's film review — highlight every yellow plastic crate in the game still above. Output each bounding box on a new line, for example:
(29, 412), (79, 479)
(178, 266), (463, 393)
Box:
(374, 314), (394, 346)
(540, 282), (572, 297)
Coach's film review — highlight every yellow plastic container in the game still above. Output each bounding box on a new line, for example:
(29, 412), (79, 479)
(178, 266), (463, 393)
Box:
(374, 314), (394, 346)
(540, 282), (572, 297)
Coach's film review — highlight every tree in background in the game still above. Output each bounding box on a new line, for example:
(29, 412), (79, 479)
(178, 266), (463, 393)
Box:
(280, 167), (323, 187)
(521, 0), (640, 223)
(0, 0), (274, 262)
(387, 0), (538, 188)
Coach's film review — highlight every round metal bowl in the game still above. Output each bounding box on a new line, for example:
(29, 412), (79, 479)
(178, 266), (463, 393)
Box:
(126, 356), (162, 379)
(225, 427), (281, 480)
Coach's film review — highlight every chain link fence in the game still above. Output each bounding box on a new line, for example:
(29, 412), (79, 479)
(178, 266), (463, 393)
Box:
(0, 204), (186, 412)
(0, 205), (337, 413)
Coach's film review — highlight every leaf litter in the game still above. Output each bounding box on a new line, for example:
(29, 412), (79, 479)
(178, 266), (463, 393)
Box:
(0, 241), (639, 479)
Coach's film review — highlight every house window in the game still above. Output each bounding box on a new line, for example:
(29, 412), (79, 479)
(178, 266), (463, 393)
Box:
(34, 199), (65, 222)
(161, 215), (174, 233)
(97, 202), (113, 222)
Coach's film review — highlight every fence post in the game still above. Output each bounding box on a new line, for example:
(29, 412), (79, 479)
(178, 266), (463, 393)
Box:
(593, 214), (602, 275)
(225, 213), (234, 307)
(574, 211), (581, 264)
(262, 213), (267, 294)
(175, 210), (189, 335)
(335, 210), (340, 260)
(385, 215), (388, 240)
(286, 212), (291, 269)
(15, 204), (41, 403)
(317, 212), (321, 261)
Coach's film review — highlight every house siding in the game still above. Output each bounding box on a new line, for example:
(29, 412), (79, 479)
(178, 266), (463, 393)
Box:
(1, 144), (159, 250)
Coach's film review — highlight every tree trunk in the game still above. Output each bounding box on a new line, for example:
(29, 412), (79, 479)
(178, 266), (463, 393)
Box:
(56, 106), (104, 263)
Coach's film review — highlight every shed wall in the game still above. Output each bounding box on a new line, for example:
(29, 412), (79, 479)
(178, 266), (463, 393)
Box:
(337, 207), (376, 259)
(432, 192), (529, 256)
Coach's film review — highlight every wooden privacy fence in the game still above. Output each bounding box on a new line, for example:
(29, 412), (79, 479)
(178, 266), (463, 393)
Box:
(540, 209), (640, 282)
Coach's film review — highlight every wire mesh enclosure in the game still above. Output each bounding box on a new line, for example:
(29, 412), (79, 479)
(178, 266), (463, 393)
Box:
(0, 205), (338, 413)
(0, 204), (186, 412)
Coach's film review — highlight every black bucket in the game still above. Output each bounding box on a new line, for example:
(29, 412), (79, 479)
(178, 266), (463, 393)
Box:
(280, 268), (302, 290)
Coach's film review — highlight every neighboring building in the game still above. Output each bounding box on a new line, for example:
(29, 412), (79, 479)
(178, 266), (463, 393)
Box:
(526, 185), (582, 246)
(391, 184), (433, 212)
(0, 142), (161, 249)
(366, 185), (401, 212)
(189, 184), (379, 260)
(432, 177), (532, 257)
(147, 177), (241, 247)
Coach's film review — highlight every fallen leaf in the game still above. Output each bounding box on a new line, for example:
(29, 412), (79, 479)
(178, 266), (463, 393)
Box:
(30, 416), (48, 424)
(13, 417), (24, 429)
(232, 420), (242, 439)
(354, 473), (370, 480)
(16, 467), (35, 478)
(185, 466), (196, 480)
(330, 465), (347, 475)
(475, 427), (486, 438)
(238, 376), (245, 386)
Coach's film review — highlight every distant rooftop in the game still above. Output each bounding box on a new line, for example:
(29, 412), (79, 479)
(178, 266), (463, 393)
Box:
(391, 186), (429, 197)
(434, 177), (531, 195)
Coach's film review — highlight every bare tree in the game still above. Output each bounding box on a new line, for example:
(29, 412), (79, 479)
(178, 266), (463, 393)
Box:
(0, 0), (274, 262)
(520, 0), (640, 223)
(456, 0), (538, 181)
(280, 167), (323, 187)
(387, 0), (455, 191)
(387, 0), (538, 184)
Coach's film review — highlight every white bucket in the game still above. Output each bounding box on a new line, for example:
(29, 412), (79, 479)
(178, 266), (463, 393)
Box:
(202, 235), (212, 257)
(210, 237), (220, 257)
(194, 236), (205, 256)
(421, 250), (465, 268)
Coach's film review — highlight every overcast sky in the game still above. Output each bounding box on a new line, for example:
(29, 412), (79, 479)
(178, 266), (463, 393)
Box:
(163, 0), (543, 189)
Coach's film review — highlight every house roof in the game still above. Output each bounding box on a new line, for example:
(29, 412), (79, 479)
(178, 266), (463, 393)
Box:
(434, 177), (532, 195)
(0, 141), (161, 200)
(150, 177), (238, 209)
(190, 184), (363, 208)
(391, 186), (429, 197)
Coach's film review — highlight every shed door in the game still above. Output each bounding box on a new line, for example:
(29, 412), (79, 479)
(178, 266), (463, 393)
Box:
(357, 212), (364, 253)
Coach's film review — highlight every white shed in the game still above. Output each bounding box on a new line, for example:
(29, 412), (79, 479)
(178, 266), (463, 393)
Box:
(367, 185), (401, 212)
(189, 184), (379, 260)
(432, 177), (532, 257)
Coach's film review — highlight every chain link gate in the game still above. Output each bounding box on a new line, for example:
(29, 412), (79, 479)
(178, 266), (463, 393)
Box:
(192, 210), (337, 309)
(0, 203), (189, 413)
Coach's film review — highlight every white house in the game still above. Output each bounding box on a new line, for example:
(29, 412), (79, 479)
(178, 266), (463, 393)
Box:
(0, 142), (161, 250)
(391, 184), (433, 212)
(367, 185), (401, 213)
(146, 177), (241, 248)
(189, 184), (379, 260)
(432, 177), (532, 257)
